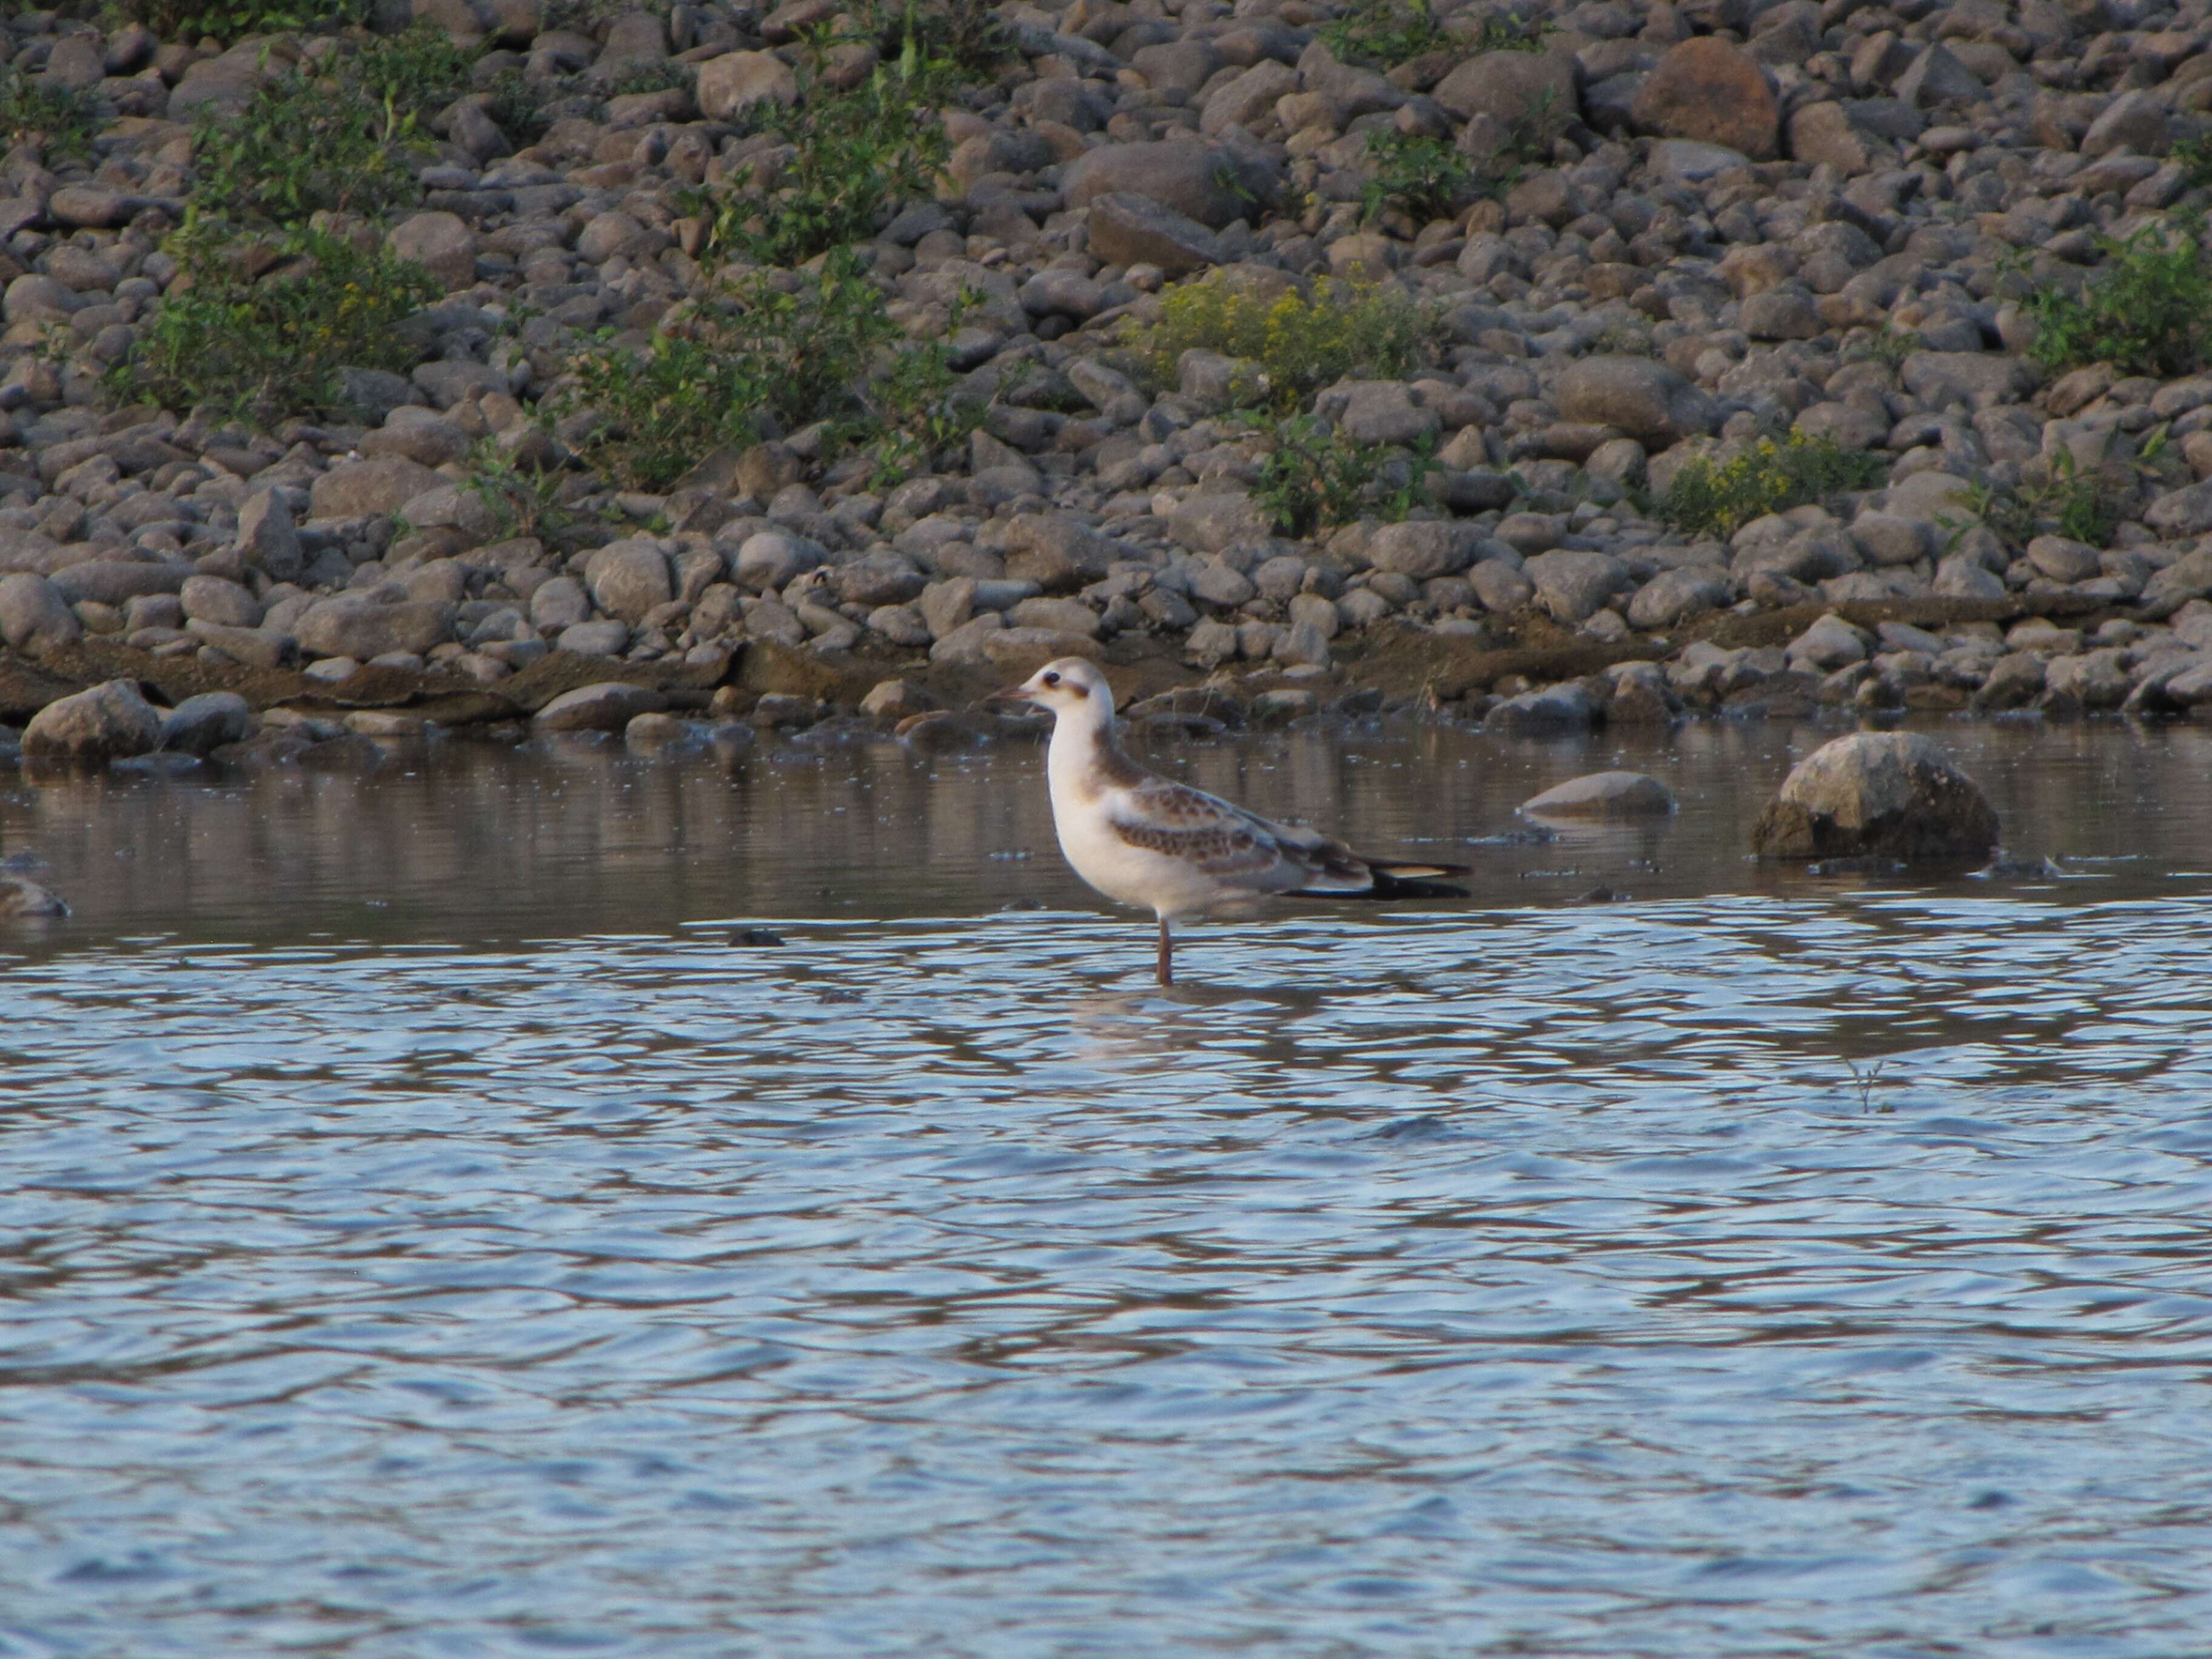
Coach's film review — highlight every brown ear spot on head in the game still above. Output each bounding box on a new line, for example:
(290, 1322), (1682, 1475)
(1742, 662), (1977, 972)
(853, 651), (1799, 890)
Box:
(1067, 682), (1089, 698)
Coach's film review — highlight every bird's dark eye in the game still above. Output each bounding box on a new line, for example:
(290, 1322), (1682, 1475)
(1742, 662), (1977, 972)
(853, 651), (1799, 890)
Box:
(1042, 671), (1061, 686)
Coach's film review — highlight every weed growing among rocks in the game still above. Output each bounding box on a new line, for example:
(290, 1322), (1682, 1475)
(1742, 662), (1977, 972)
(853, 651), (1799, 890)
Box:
(1139, 272), (1427, 414)
(113, 227), (440, 421)
(2019, 215), (2212, 379)
(1663, 431), (1887, 540)
(1252, 415), (1436, 537)
(0, 65), (96, 159)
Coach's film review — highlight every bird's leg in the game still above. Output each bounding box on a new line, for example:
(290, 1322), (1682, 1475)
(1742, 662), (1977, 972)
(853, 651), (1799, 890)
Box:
(1156, 916), (1173, 987)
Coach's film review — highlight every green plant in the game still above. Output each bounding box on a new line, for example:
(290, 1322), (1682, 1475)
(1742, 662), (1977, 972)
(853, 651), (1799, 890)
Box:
(558, 252), (974, 491)
(694, 42), (951, 267)
(463, 439), (573, 540)
(1467, 8), (1557, 52)
(486, 65), (557, 146)
(2174, 135), (2212, 192)
(1942, 427), (2172, 551)
(1138, 270), (1427, 414)
(1495, 85), (1566, 165)
(0, 67), (98, 160)
(2019, 212), (2212, 378)
(1851, 321), (1920, 370)
(190, 55), (424, 228)
(1251, 414), (1434, 537)
(1320, 0), (1453, 68)
(854, 0), (1014, 80)
(352, 20), (478, 127)
(1661, 430), (1888, 539)
(112, 226), (438, 421)
(1363, 130), (1478, 223)
(101, 0), (368, 45)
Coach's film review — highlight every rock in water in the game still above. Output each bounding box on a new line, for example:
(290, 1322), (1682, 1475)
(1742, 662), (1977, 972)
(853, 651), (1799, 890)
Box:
(1752, 732), (1998, 861)
(1523, 772), (1678, 818)
(22, 679), (164, 765)
(0, 876), (68, 918)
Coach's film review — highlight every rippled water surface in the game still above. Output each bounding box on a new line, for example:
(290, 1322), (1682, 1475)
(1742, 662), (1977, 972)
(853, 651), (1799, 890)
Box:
(5, 718), (2212, 1657)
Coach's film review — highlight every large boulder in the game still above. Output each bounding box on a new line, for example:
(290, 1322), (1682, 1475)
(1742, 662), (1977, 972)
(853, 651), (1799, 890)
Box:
(295, 594), (456, 660)
(1522, 771), (1677, 817)
(22, 679), (163, 765)
(1554, 357), (1718, 448)
(0, 572), (81, 653)
(1751, 732), (1998, 861)
(160, 691), (252, 756)
(1085, 193), (1223, 277)
(695, 50), (799, 121)
(584, 539), (674, 623)
(1631, 38), (1780, 160)
(1433, 49), (1578, 130)
(1061, 140), (1276, 229)
(533, 682), (669, 732)
(309, 457), (445, 520)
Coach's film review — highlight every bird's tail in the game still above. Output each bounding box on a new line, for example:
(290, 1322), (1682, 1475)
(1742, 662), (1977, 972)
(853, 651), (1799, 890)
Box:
(1295, 859), (1469, 900)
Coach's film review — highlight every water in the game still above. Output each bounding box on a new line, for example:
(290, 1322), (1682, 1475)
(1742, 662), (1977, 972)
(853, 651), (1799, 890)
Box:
(5, 716), (2212, 1658)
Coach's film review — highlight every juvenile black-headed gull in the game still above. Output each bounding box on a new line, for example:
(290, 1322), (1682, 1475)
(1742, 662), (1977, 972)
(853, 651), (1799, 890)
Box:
(990, 658), (1466, 985)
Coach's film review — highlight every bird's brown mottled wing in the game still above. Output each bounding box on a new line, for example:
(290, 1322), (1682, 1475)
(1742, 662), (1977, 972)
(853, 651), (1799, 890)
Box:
(1111, 778), (1360, 888)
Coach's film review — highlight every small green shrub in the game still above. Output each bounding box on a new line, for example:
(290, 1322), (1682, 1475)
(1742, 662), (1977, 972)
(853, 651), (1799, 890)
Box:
(1320, 0), (1453, 69)
(486, 65), (557, 146)
(695, 50), (951, 267)
(114, 227), (438, 421)
(352, 21), (478, 127)
(1466, 9), (1557, 52)
(191, 55), (425, 228)
(103, 0), (368, 45)
(2174, 135), (2212, 193)
(2020, 213), (2212, 378)
(463, 440), (574, 540)
(1252, 415), (1433, 537)
(856, 0), (1014, 80)
(1945, 427), (2173, 551)
(1661, 431), (1888, 539)
(1138, 270), (1427, 414)
(560, 253), (977, 491)
(0, 67), (98, 161)
(1363, 131), (1479, 223)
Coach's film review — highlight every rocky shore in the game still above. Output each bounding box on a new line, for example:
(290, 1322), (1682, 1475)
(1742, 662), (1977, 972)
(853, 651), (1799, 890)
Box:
(7, 0), (2212, 773)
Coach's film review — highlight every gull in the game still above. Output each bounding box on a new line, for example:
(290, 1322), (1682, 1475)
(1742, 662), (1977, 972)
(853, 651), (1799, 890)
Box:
(989, 658), (1466, 985)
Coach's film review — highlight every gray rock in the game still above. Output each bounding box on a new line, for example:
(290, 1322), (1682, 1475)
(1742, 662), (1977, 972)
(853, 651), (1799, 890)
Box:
(1061, 140), (1275, 229)
(53, 560), (189, 606)
(1900, 352), (2033, 410)
(1484, 680), (1600, 736)
(1751, 732), (1998, 861)
(386, 210), (478, 291)
(530, 575), (591, 631)
(160, 692), (252, 756)
(1522, 771), (1677, 817)
(1367, 521), (1472, 580)
(236, 491), (304, 581)
(1626, 565), (1731, 629)
(1786, 612), (1874, 672)
(534, 682), (669, 732)
(1167, 491), (1271, 554)
(558, 620), (631, 656)
(585, 539), (674, 623)
(1085, 193), (1224, 278)
(731, 529), (825, 591)
(0, 876), (68, 919)
(696, 50), (799, 121)
(179, 574), (261, 629)
(1469, 559), (1537, 612)
(1554, 358), (1718, 447)
(0, 572), (81, 653)
(23, 679), (164, 765)
(1524, 549), (1634, 624)
(1433, 49), (1577, 130)
(295, 595), (456, 660)
(310, 457), (446, 520)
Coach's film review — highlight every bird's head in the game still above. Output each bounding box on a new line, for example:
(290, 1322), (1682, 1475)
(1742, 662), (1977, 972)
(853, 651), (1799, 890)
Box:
(988, 657), (1114, 723)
